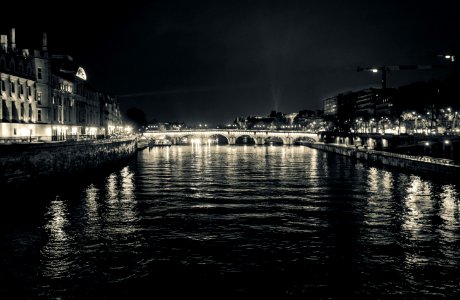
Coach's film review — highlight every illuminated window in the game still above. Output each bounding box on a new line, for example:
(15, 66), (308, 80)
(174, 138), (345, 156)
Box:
(37, 92), (42, 104)
(37, 67), (42, 80)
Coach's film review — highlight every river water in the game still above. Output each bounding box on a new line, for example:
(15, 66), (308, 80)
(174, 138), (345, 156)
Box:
(1, 145), (459, 298)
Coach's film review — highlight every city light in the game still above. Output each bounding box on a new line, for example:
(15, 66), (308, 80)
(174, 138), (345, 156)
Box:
(191, 138), (201, 145)
(371, 69), (379, 73)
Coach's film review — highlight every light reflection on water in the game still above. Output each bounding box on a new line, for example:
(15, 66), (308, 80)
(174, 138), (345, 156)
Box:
(1, 145), (459, 298)
(41, 197), (74, 280)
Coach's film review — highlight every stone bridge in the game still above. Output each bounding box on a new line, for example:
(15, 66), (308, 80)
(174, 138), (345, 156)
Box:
(143, 129), (319, 145)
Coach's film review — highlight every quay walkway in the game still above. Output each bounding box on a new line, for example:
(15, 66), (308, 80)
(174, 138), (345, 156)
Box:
(302, 142), (460, 176)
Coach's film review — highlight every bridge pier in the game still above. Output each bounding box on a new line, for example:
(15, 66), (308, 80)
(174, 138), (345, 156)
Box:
(228, 136), (236, 145)
(256, 137), (264, 145)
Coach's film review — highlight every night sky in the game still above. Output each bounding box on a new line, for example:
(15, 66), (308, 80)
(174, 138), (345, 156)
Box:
(2, 0), (459, 125)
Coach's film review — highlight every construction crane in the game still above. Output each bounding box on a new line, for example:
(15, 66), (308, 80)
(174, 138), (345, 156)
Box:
(357, 65), (447, 90)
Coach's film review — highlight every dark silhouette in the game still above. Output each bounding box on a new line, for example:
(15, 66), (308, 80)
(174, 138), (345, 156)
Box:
(125, 107), (147, 131)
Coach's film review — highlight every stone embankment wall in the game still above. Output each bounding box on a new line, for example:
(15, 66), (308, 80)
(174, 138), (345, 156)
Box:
(0, 138), (137, 185)
(305, 142), (460, 176)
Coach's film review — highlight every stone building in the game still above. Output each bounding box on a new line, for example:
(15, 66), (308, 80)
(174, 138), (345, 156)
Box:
(0, 29), (123, 141)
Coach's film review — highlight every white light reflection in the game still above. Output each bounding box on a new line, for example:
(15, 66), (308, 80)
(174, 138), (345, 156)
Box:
(104, 166), (139, 236)
(42, 196), (73, 279)
(367, 167), (379, 193)
(402, 176), (434, 266)
(106, 173), (118, 202)
(120, 166), (135, 201)
(85, 183), (100, 225)
(403, 176), (430, 233)
(308, 146), (319, 182)
(439, 184), (459, 244)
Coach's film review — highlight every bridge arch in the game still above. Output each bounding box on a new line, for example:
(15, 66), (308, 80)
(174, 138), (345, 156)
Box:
(264, 136), (285, 145)
(294, 136), (316, 144)
(209, 134), (229, 145)
(235, 135), (256, 145)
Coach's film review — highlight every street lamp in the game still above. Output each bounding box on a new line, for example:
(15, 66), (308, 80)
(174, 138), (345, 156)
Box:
(444, 55), (455, 62)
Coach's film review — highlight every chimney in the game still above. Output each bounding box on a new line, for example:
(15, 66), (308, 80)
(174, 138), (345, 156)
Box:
(9, 28), (16, 51)
(0, 35), (7, 51)
(42, 32), (48, 52)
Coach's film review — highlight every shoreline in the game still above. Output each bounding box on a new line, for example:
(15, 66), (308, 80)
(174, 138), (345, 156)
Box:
(302, 142), (460, 177)
(0, 137), (137, 186)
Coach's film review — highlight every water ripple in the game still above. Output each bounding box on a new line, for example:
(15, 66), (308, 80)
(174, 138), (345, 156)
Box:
(1, 146), (459, 298)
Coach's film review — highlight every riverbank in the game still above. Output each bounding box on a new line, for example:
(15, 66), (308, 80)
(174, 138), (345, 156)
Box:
(0, 137), (137, 185)
(303, 142), (460, 176)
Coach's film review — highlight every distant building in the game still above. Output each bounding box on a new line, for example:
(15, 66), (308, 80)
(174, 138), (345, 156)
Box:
(355, 89), (377, 118)
(323, 96), (338, 116)
(0, 29), (123, 141)
(146, 121), (186, 131)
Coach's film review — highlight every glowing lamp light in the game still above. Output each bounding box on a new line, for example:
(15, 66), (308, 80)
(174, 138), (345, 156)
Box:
(425, 142), (430, 146)
(76, 67), (87, 80)
(444, 140), (450, 145)
(371, 69), (379, 73)
(19, 127), (30, 137)
(191, 138), (201, 145)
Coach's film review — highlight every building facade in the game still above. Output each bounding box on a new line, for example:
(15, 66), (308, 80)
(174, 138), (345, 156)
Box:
(0, 29), (123, 142)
